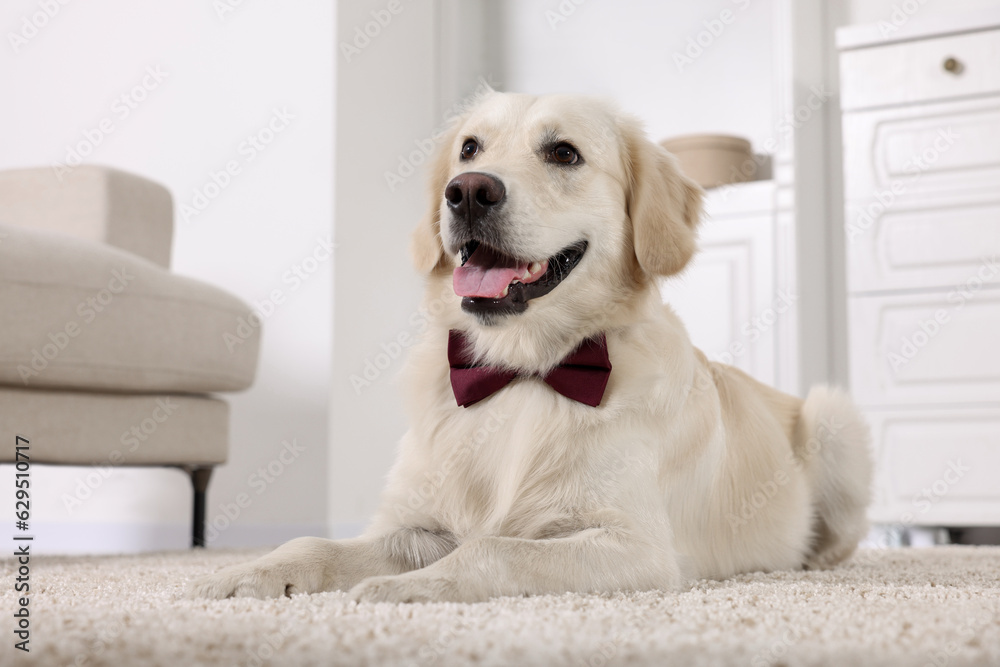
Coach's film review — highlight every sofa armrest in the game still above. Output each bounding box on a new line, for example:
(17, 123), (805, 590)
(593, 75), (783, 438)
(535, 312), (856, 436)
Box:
(0, 165), (173, 268)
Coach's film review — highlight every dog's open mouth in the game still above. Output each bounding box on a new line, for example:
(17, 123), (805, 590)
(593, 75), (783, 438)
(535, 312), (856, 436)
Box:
(453, 240), (588, 319)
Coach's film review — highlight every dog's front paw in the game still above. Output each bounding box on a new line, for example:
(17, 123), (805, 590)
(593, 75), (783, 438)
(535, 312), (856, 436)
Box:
(349, 573), (473, 604)
(187, 564), (282, 600)
(187, 562), (321, 600)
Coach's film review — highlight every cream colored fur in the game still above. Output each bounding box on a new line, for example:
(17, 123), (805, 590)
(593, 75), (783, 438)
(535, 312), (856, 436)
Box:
(190, 92), (873, 603)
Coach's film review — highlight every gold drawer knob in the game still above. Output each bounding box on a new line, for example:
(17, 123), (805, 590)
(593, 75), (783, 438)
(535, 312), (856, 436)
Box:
(943, 57), (964, 74)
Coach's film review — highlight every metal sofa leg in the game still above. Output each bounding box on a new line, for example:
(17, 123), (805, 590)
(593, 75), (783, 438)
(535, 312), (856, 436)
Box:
(187, 466), (214, 548)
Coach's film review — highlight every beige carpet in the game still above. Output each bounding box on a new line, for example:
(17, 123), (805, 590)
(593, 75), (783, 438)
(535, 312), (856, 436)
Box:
(1, 546), (998, 667)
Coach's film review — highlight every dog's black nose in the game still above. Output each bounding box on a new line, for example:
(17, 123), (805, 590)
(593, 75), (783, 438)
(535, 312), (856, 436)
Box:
(445, 172), (505, 226)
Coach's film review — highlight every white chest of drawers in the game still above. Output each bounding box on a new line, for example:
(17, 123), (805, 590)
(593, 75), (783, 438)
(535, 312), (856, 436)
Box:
(838, 10), (1000, 526)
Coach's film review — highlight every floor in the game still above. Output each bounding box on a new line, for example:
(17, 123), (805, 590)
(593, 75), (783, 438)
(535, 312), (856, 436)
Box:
(4, 545), (999, 666)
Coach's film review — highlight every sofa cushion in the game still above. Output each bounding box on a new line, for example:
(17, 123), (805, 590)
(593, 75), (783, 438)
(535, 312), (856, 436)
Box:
(0, 388), (228, 465)
(0, 223), (260, 393)
(0, 165), (173, 268)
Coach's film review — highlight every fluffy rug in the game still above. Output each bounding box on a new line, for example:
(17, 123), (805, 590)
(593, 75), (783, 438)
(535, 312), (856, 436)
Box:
(2, 546), (998, 666)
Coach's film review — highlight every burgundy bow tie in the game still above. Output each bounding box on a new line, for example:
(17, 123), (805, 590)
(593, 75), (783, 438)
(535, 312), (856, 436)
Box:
(448, 330), (612, 408)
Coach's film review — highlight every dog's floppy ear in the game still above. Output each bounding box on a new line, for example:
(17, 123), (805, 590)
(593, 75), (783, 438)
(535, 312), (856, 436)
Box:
(410, 119), (464, 274)
(623, 120), (703, 278)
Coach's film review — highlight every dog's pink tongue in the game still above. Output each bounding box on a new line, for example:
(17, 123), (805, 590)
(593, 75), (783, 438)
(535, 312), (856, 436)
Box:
(454, 245), (527, 298)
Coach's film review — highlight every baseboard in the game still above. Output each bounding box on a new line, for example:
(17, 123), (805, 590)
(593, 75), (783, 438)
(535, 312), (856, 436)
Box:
(24, 521), (327, 554)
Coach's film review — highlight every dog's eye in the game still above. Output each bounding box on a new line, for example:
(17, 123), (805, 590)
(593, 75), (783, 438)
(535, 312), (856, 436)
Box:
(551, 143), (580, 165)
(460, 139), (479, 160)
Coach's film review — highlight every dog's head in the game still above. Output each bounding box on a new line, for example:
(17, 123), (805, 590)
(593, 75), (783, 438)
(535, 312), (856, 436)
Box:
(413, 91), (702, 348)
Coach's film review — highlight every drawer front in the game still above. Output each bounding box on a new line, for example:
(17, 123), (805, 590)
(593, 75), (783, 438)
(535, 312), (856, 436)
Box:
(845, 197), (1000, 293)
(865, 407), (1000, 526)
(848, 286), (1000, 406)
(841, 28), (1000, 111)
(659, 215), (777, 386)
(842, 96), (1000, 204)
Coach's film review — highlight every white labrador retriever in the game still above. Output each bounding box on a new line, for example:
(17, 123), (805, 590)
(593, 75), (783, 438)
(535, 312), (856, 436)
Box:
(190, 91), (872, 603)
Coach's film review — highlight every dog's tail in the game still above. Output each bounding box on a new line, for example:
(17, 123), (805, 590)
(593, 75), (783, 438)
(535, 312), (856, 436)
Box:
(794, 385), (873, 568)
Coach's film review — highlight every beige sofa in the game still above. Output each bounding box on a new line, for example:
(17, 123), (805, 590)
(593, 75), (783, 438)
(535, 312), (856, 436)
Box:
(0, 165), (260, 546)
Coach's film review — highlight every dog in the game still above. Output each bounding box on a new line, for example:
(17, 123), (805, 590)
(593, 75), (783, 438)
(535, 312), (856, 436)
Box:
(190, 91), (872, 603)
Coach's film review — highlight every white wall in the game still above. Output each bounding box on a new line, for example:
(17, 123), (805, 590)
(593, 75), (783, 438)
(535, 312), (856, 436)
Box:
(329, 1), (447, 537)
(1, 0), (333, 552)
(490, 0), (777, 150)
